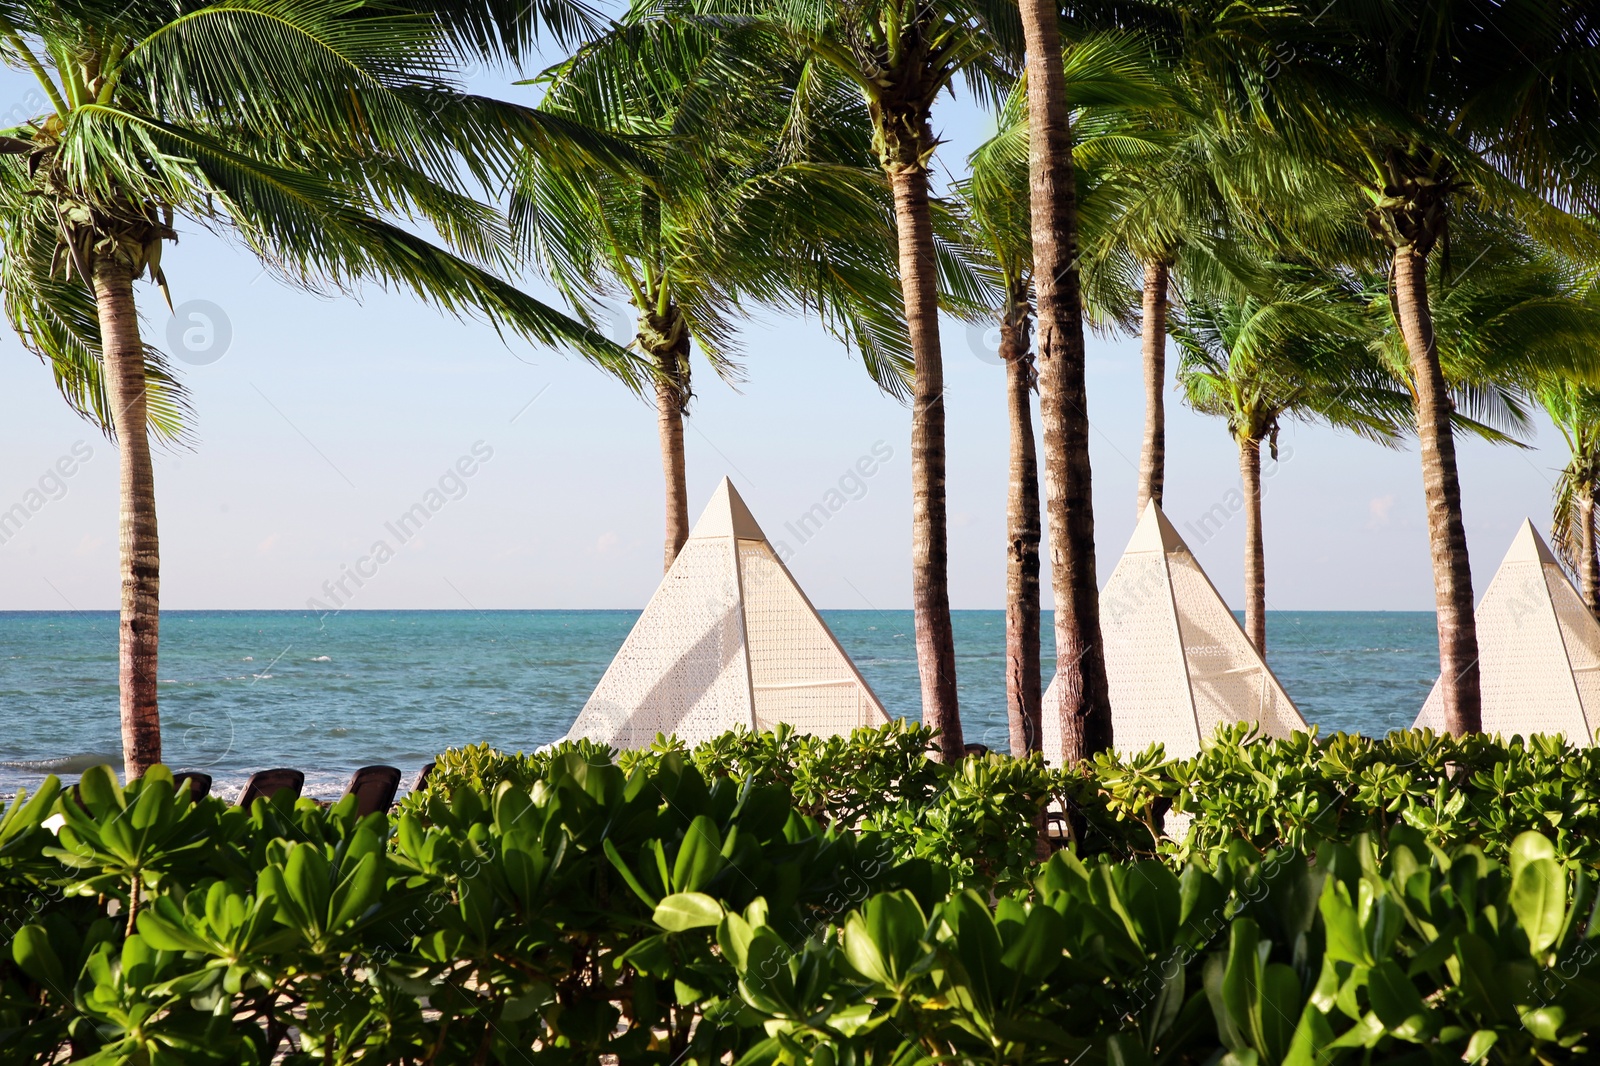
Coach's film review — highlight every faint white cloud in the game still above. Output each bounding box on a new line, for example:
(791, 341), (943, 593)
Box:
(1367, 494), (1396, 529)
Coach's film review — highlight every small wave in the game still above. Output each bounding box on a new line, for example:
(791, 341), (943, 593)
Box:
(1, 753), (118, 773)
(252, 673), (274, 680)
(311, 656), (332, 662)
(242, 656), (254, 662)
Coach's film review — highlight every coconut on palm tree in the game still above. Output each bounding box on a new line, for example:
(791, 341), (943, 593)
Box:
(0, 0), (643, 779)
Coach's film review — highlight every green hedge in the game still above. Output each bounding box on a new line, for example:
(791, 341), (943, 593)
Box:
(1094, 724), (1600, 869)
(4, 723), (1600, 1064)
(429, 722), (1600, 872)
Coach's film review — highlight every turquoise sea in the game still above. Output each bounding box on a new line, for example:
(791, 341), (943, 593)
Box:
(0, 610), (1440, 799)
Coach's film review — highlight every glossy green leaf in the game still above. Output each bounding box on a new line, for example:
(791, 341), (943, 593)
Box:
(1366, 960), (1429, 1039)
(1509, 831), (1558, 881)
(1260, 962), (1304, 1061)
(671, 814), (724, 892)
(1463, 1029), (1498, 1064)
(13, 924), (66, 991)
(135, 901), (211, 954)
(653, 891), (724, 931)
(1521, 1005), (1567, 1042)
(1319, 879), (1370, 966)
(1282, 1002), (1337, 1066)
(1509, 856), (1566, 956)
(998, 903), (1068, 979)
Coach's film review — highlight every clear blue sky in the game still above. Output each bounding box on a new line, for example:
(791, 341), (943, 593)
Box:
(0, 51), (1570, 615)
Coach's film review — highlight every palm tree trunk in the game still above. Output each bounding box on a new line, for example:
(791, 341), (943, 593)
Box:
(1239, 436), (1266, 653)
(654, 377), (688, 572)
(1020, 0), (1112, 764)
(645, 309), (691, 572)
(887, 158), (962, 761)
(1001, 288), (1041, 755)
(1136, 259), (1170, 516)
(1393, 247), (1480, 735)
(1581, 493), (1598, 616)
(92, 255), (161, 781)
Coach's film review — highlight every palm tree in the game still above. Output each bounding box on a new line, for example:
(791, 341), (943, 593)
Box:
(698, 0), (1021, 760)
(518, 15), (923, 571)
(1016, 0), (1117, 763)
(1235, 0), (1600, 734)
(1077, 72), (1356, 517)
(1174, 276), (1412, 651)
(1365, 221), (1600, 615)
(961, 31), (1167, 755)
(0, 0), (641, 779)
(1179, 224), (1600, 655)
(1368, 226), (1600, 616)
(961, 137), (1040, 757)
(1074, 64), (1212, 518)
(1543, 380), (1600, 614)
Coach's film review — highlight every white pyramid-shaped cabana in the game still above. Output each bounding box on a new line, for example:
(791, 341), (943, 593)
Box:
(1038, 503), (1306, 764)
(1414, 520), (1600, 741)
(564, 478), (890, 749)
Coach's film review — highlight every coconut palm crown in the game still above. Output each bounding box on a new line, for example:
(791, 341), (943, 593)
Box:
(1176, 274), (1413, 652)
(516, 11), (948, 571)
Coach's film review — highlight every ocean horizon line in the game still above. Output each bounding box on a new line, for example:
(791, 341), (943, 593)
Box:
(0, 606), (1441, 615)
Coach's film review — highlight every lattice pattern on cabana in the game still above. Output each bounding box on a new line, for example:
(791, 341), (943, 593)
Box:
(1414, 520), (1599, 743)
(564, 478), (889, 750)
(1039, 503), (1306, 765)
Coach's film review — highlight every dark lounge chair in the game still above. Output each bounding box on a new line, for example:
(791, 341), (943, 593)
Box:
(411, 762), (435, 795)
(343, 765), (401, 817)
(171, 771), (213, 804)
(237, 768), (305, 810)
